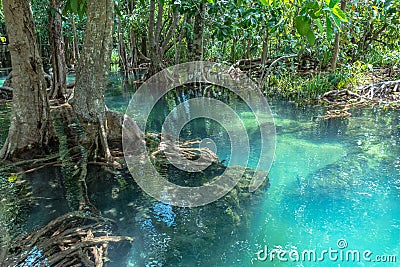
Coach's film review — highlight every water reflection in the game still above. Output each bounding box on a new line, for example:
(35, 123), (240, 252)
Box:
(0, 74), (399, 266)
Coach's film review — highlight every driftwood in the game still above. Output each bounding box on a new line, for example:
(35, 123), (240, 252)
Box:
(1, 212), (133, 267)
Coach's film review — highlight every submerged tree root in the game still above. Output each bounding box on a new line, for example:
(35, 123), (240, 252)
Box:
(319, 79), (400, 119)
(147, 133), (219, 170)
(1, 211), (133, 267)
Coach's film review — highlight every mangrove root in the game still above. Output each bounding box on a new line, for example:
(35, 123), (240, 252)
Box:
(320, 79), (400, 119)
(1, 211), (133, 267)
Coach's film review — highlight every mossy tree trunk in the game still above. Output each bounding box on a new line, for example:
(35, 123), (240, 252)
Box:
(1, 0), (56, 160)
(70, 0), (114, 161)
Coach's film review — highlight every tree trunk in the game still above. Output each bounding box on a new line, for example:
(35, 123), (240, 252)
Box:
(331, 0), (347, 71)
(186, 17), (193, 59)
(70, 0), (114, 161)
(1, 0), (56, 160)
(261, 33), (269, 66)
(147, 0), (163, 76)
(129, 29), (139, 67)
(71, 16), (80, 67)
(147, 0), (181, 76)
(175, 14), (187, 64)
(65, 38), (72, 68)
(117, 14), (128, 75)
(48, 0), (67, 100)
(141, 32), (147, 58)
(230, 38), (236, 62)
(190, 3), (204, 61)
(128, 0), (139, 68)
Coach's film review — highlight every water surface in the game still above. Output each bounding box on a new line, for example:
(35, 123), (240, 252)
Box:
(0, 74), (398, 267)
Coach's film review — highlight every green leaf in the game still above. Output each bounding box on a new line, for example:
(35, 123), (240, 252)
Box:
(269, 17), (285, 33)
(236, 0), (243, 6)
(8, 174), (17, 183)
(315, 18), (323, 33)
(71, 0), (79, 12)
(305, 30), (316, 45)
(294, 15), (311, 36)
(332, 5), (348, 22)
(331, 12), (341, 28)
(115, 3), (122, 17)
(326, 0), (339, 9)
(80, 2), (85, 12)
(260, 0), (273, 6)
(62, 0), (70, 15)
(303, 1), (321, 18)
(326, 15), (333, 41)
(207, 0), (215, 3)
(294, 15), (316, 45)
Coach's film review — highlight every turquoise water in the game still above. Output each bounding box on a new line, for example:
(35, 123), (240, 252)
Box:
(0, 74), (399, 266)
(104, 76), (400, 266)
(238, 105), (400, 267)
(102, 80), (400, 266)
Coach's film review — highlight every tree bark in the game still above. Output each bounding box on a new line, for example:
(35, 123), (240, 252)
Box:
(147, 0), (163, 76)
(186, 16), (193, 58)
(175, 14), (187, 64)
(1, 0), (56, 160)
(70, 0), (114, 161)
(261, 33), (269, 66)
(117, 14), (128, 75)
(147, 0), (182, 76)
(331, 0), (347, 71)
(128, 0), (139, 68)
(48, 0), (67, 100)
(71, 16), (80, 66)
(190, 3), (204, 61)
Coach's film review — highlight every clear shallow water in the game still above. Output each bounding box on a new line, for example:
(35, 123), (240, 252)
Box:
(102, 77), (400, 266)
(107, 77), (400, 266)
(241, 109), (400, 267)
(0, 74), (399, 266)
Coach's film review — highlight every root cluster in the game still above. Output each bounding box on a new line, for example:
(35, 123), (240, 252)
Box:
(319, 79), (400, 119)
(1, 212), (133, 267)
